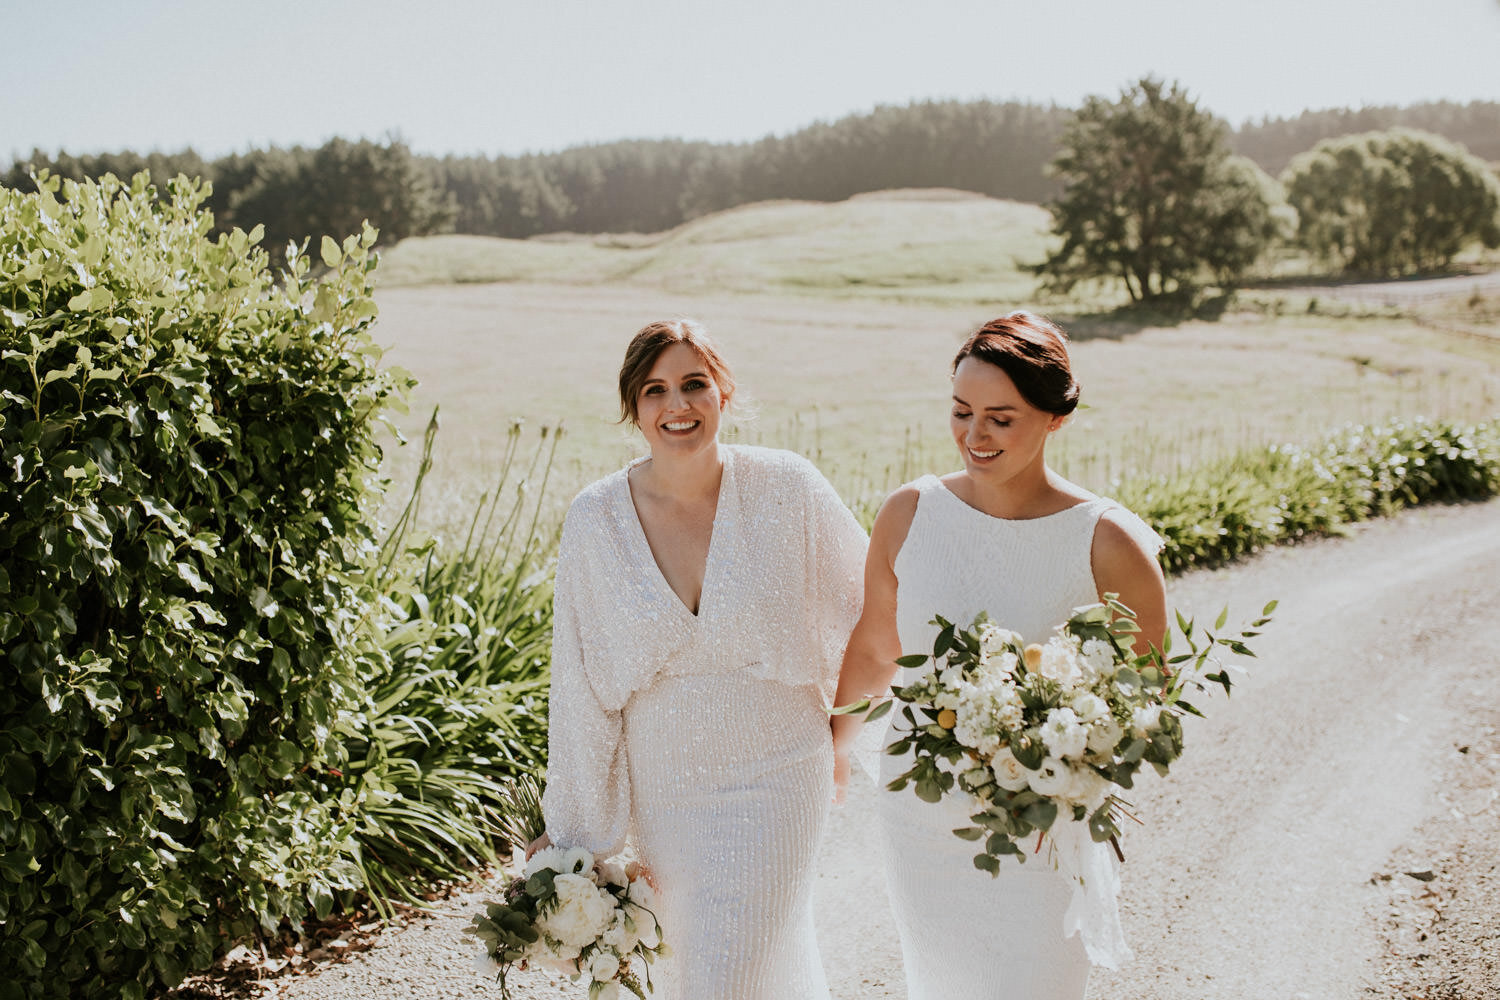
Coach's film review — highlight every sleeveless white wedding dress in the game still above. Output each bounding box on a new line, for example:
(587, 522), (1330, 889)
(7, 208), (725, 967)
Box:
(876, 475), (1155, 999)
(543, 446), (866, 1000)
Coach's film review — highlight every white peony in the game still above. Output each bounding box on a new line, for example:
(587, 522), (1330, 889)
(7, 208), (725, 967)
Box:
(543, 873), (616, 948)
(990, 746), (1032, 792)
(1040, 707), (1088, 759)
(1027, 757), (1072, 797)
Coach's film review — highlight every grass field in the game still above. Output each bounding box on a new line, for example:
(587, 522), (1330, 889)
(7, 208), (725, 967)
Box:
(367, 191), (1500, 534)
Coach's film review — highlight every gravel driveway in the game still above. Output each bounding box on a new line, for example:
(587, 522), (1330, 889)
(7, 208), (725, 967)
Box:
(185, 497), (1500, 1000)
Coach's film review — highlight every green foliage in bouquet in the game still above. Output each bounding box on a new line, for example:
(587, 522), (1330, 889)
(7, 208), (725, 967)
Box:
(845, 597), (1274, 874)
(0, 172), (407, 998)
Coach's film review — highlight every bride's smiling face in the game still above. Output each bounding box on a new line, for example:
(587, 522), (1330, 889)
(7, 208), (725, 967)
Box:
(950, 357), (1063, 481)
(635, 342), (728, 458)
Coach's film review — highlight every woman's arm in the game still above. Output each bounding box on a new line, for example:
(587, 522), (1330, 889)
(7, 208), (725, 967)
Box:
(830, 486), (918, 800)
(1091, 509), (1168, 657)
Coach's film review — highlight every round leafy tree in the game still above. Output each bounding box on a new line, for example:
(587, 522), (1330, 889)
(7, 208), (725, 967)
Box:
(1034, 77), (1288, 305)
(0, 172), (408, 998)
(1281, 127), (1500, 276)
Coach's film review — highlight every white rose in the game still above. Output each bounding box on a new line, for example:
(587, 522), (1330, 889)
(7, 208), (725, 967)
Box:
(596, 983), (622, 1000)
(1040, 708), (1089, 759)
(586, 950), (622, 982)
(1027, 757), (1072, 798)
(1070, 691), (1108, 723)
(990, 747), (1032, 792)
(544, 873), (616, 947)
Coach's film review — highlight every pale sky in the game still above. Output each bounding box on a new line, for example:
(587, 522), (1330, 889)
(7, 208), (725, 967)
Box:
(5, 0), (1499, 160)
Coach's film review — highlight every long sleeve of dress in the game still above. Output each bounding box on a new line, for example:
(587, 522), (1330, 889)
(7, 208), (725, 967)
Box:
(541, 523), (631, 858)
(801, 461), (868, 704)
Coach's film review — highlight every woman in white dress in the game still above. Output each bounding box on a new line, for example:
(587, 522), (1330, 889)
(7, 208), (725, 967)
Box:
(832, 311), (1166, 999)
(532, 319), (867, 1000)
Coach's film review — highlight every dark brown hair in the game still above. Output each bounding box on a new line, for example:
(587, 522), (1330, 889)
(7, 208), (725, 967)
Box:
(617, 319), (736, 426)
(952, 311), (1079, 416)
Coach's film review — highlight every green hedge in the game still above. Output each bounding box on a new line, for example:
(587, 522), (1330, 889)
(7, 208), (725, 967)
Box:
(0, 173), (407, 998)
(1118, 417), (1500, 575)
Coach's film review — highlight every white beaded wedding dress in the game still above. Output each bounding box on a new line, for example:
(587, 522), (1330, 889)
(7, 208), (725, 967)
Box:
(543, 446), (866, 1000)
(877, 474), (1157, 999)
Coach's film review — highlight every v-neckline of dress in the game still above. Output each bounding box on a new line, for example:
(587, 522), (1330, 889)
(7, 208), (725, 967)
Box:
(621, 447), (733, 620)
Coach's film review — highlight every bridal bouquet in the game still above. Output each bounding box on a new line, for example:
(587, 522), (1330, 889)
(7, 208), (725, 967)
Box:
(469, 776), (666, 999)
(841, 595), (1273, 872)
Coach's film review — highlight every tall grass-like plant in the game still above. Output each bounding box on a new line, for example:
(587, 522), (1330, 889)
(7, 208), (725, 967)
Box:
(340, 414), (561, 912)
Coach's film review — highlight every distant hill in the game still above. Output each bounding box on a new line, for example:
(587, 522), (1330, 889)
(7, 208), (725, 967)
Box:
(377, 189), (1055, 305)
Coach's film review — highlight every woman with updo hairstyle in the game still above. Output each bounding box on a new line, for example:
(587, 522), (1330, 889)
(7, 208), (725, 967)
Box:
(832, 311), (1166, 998)
(532, 318), (867, 999)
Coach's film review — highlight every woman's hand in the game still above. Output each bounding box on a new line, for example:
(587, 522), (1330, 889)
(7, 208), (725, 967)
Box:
(832, 748), (852, 804)
(525, 831), (552, 860)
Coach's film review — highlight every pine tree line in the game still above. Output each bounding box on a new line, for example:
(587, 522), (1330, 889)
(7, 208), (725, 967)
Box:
(6, 98), (1496, 251)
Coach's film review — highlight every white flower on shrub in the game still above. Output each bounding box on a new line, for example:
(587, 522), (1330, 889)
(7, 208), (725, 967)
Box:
(1040, 707), (1088, 759)
(990, 746), (1032, 792)
(543, 873), (615, 948)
